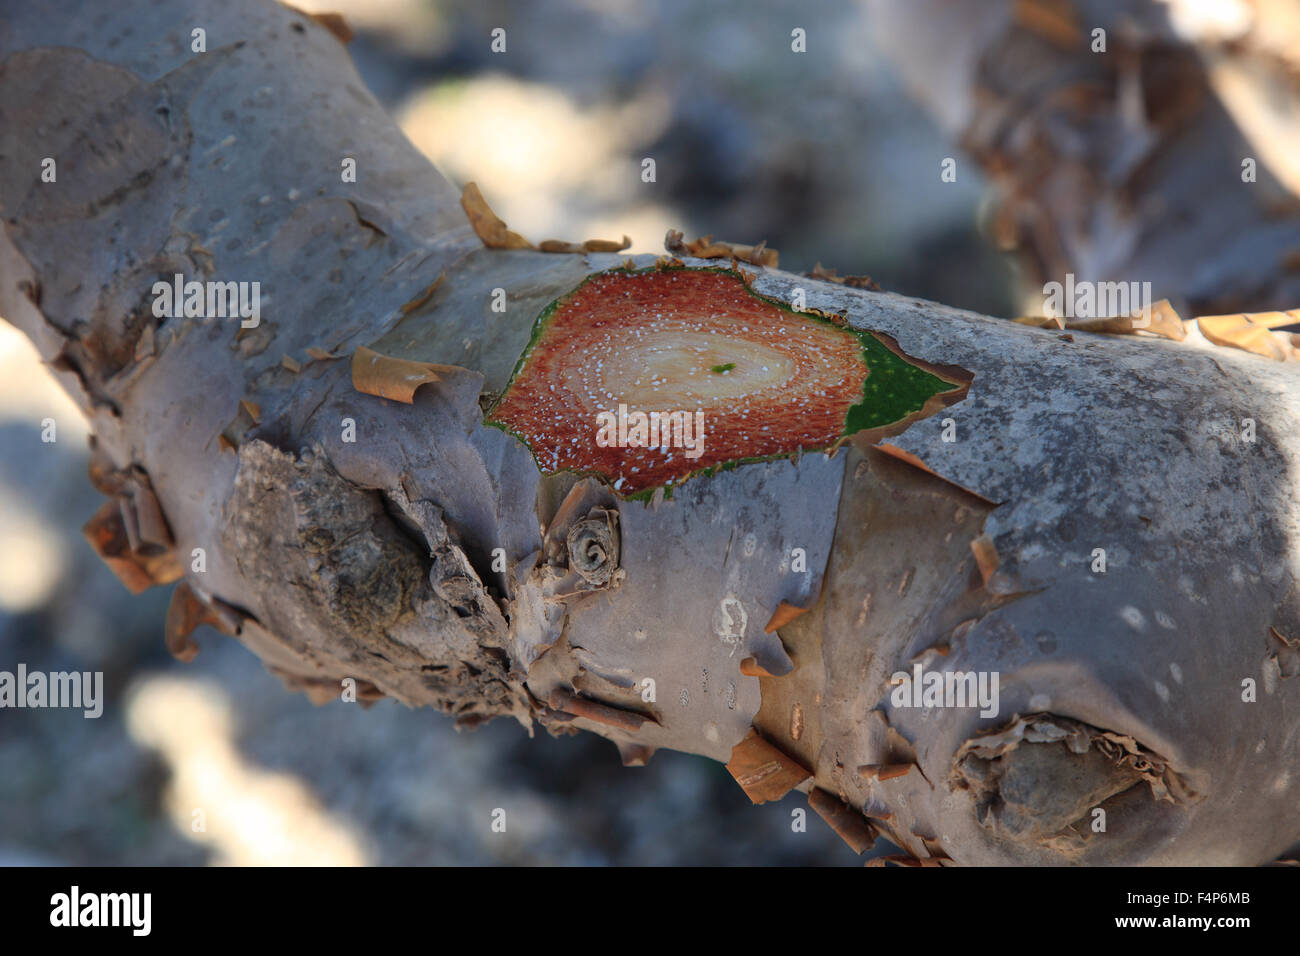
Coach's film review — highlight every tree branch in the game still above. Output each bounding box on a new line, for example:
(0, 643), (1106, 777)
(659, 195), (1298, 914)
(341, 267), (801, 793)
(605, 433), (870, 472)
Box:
(2, 0), (1298, 864)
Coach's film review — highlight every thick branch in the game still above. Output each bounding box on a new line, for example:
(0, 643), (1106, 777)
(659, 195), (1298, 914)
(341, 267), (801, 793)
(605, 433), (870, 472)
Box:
(2, 0), (1299, 864)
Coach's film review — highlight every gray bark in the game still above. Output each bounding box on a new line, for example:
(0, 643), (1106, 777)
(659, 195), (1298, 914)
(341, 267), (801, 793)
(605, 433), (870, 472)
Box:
(2, 0), (1299, 864)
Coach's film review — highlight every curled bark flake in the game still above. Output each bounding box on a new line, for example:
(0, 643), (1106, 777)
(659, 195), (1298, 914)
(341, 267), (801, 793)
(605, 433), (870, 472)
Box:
(739, 657), (777, 677)
(306, 12), (353, 45)
(122, 467), (174, 554)
(350, 345), (476, 404)
(808, 787), (878, 854)
(281, 4), (354, 44)
(1062, 299), (1187, 341)
(541, 479), (616, 566)
(865, 855), (948, 868)
(1012, 314), (1066, 329)
(725, 728), (812, 804)
(83, 499), (182, 594)
(548, 687), (649, 732)
(82, 463), (181, 593)
(1011, 0), (1083, 49)
(219, 400), (260, 452)
(764, 600), (809, 633)
(1197, 309), (1300, 360)
(537, 236), (632, 254)
(664, 228), (778, 268)
(164, 580), (245, 662)
(969, 533), (1000, 588)
(873, 443), (998, 505)
(807, 262), (881, 290)
(460, 181), (533, 250)
(1268, 626), (1300, 679)
(270, 669), (384, 707)
(858, 763), (917, 781)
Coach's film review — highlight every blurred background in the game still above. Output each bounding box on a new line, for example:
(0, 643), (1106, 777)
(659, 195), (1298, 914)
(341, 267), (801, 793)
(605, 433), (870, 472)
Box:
(0, 0), (1019, 865)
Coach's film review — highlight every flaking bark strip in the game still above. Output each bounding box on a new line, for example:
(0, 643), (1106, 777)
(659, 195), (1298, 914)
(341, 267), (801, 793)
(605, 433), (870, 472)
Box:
(747, 633), (795, 677)
(281, 5), (355, 45)
(460, 181), (533, 250)
(309, 12), (354, 45)
(969, 534), (999, 588)
(164, 583), (202, 662)
(538, 236), (632, 254)
(1267, 626), (1299, 679)
(874, 443), (999, 505)
(740, 657), (779, 677)
(350, 345), (476, 404)
(164, 580), (244, 662)
(808, 788), (878, 854)
(865, 855), (947, 868)
(1013, 301), (1185, 341)
(1063, 300), (1186, 341)
(725, 728), (813, 804)
(271, 669), (384, 706)
(807, 262), (881, 290)
(123, 469), (174, 553)
(398, 272), (446, 315)
(219, 401), (260, 451)
(88, 460), (175, 554)
(548, 688), (651, 732)
(859, 763), (916, 781)
(1197, 309), (1300, 361)
(1011, 314), (1065, 330)
(764, 601), (809, 633)
(664, 228), (778, 268)
(83, 498), (182, 594)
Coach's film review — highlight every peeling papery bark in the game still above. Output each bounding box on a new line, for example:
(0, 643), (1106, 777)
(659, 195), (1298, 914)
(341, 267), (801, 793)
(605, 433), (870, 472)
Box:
(868, 0), (1300, 318)
(2, 0), (1300, 865)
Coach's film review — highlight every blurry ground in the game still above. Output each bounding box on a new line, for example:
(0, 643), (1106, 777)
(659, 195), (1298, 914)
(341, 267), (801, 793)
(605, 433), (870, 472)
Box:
(0, 0), (1016, 865)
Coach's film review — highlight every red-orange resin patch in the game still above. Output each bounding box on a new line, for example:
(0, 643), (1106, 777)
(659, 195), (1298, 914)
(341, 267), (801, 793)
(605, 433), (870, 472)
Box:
(488, 269), (869, 493)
